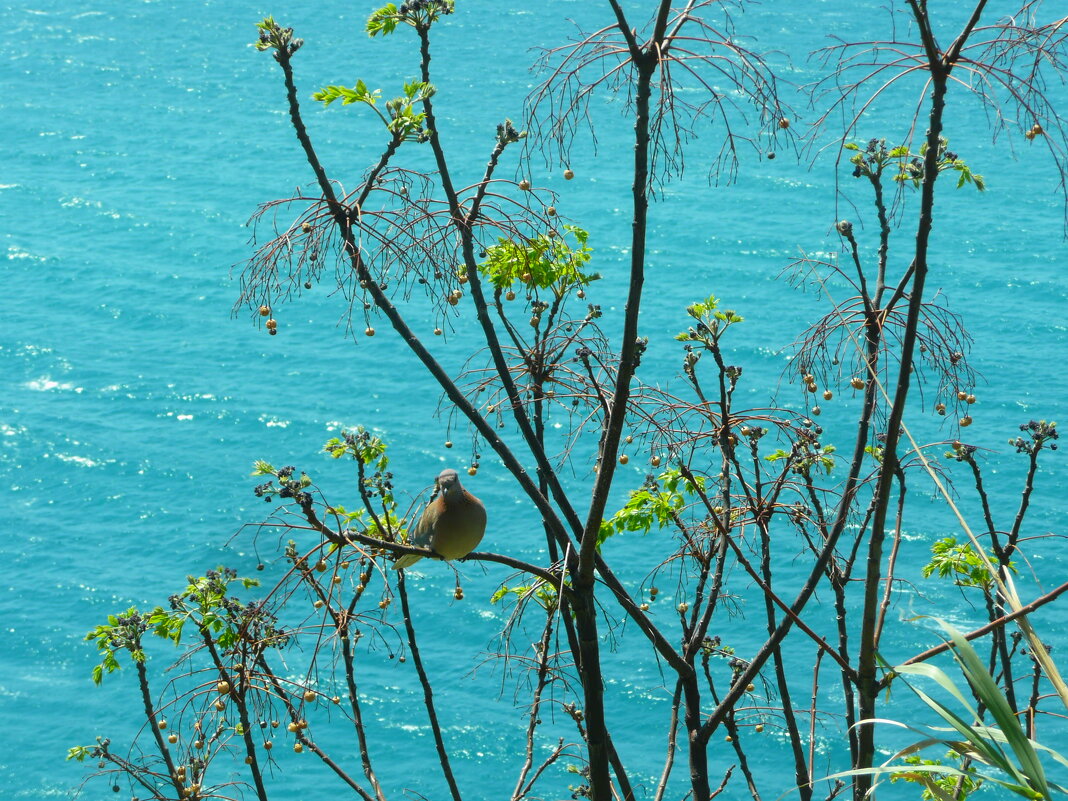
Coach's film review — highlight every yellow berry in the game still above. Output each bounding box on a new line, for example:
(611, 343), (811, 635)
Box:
(563, 169), (575, 180)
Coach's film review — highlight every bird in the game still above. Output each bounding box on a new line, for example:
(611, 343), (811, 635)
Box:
(393, 468), (487, 570)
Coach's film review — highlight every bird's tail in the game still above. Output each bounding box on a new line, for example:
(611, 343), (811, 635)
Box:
(392, 553), (423, 571)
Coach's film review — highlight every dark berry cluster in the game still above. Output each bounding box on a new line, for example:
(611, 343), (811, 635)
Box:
(947, 441), (978, 462)
(496, 119), (523, 145)
(851, 137), (890, 178)
(1012, 420), (1059, 454)
(361, 470), (394, 499)
(398, 0), (454, 15)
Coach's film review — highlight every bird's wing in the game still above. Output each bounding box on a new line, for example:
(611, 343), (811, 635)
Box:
(408, 498), (439, 548)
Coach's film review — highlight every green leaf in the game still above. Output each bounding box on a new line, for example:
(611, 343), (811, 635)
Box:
(367, 3), (399, 36)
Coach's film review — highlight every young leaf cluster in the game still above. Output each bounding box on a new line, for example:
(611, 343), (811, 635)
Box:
(477, 225), (596, 295)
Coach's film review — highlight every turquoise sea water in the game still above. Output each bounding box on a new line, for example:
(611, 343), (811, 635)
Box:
(3, 1), (1068, 799)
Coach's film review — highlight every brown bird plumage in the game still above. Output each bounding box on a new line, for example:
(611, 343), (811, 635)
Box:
(393, 469), (487, 570)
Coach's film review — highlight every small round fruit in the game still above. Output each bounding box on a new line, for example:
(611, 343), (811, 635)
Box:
(304, 281), (312, 289)
(778, 117), (790, 129)
(315, 560), (327, 572)
(365, 327), (375, 337)
(194, 740), (204, 750)
(755, 724), (765, 733)
(294, 743), (304, 753)
(960, 416), (973, 427)
(214, 700), (225, 711)
(957, 390), (968, 401)
(467, 466), (478, 476)
(965, 394), (976, 404)
(746, 683), (755, 692)
(454, 587), (464, 600)
(650, 455), (661, 467)
(521, 272), (533, 283)
(518, 179), (531, 191)
(266, 318), (277, 330)
(288, 722), (299, 733)
(217, 681), (230, 695)
(331, 696), (341, 705)
(563, 168), (574, 180)
(245, 755), (254, 764)
(168, 734), (178, 744)
(576, 289), (586, 299)
(303, 690), (316, 702)
(619, 454), (629, 465)
(444, 440), (453, 449)
(313, 600), (324, 609)
(725, 735), (733, 742)
(649, 586), (659, 597)
(811, 405), (821, 416)
(766, 151), (776, 160)
(447, 295), (459, 306)
(505, 290), (516, 301)
(263, 740), (273, 751)
(434, 328), (442, 336)
(823, 390), (833, 400)
(935, 402), (946, 415)
(639, 603), (649, 611)
(546, 206), (556, 216)
(625, 435), (633, 444)
(158, 720), (168, 731)
(259, 305), (271, 317)
(806, 382), (817, 393)
(850, 377), (865, 390)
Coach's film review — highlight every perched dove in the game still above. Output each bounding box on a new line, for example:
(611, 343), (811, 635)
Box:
(393, 469), (487, 570)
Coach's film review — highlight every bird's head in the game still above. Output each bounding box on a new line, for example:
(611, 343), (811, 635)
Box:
(436, 468), (462, 498)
